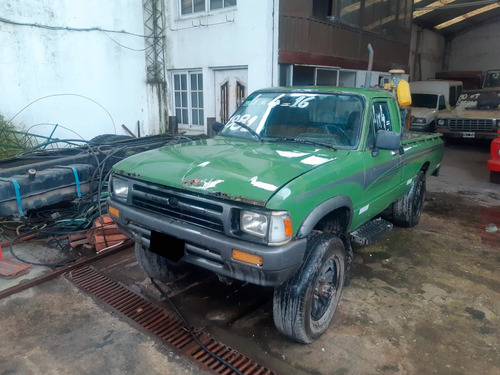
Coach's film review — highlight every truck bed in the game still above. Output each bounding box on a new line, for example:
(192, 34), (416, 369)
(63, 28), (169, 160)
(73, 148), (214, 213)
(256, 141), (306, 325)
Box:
(402, 132), (442, 143)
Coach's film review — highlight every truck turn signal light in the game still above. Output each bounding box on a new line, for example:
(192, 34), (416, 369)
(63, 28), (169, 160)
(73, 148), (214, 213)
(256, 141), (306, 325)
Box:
(232, 249), (263, 266)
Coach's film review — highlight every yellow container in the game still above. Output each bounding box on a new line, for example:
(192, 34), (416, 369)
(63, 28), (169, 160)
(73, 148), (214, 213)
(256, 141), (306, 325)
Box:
(397, 79), (412, 106)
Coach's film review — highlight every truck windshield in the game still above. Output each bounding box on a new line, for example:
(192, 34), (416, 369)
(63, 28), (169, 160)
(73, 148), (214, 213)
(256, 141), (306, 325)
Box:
(484, 70), (500, 88)
(219, 92), (364, 149)
(411, 93), (438, 109)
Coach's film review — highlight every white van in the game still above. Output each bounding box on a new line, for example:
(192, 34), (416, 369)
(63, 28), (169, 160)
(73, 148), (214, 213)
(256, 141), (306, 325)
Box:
(409, 80), (463, 132)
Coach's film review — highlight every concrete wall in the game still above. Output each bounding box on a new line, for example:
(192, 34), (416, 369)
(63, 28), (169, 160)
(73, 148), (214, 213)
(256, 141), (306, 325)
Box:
(165, 0), (277, 133)
(448, 19), (500, 71)
(409, 27), (445, 81)
(0, 0), (154, 141)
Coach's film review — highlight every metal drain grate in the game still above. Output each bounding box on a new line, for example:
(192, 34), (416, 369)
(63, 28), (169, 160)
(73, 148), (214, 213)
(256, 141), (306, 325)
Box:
(66, 266), (277, 375)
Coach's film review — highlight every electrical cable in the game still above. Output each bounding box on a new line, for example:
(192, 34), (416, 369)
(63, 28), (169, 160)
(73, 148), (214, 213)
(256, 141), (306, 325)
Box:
(0, 134), (199, 267)
(26, 123), (86, 140)
(0, 16), (161, 39)
(149, 277), (245, 375)
(14, 139), (89, 157)
(103, 33), (149, 52)
(8, 231), (77, 268)
(7, 94), (116, 133)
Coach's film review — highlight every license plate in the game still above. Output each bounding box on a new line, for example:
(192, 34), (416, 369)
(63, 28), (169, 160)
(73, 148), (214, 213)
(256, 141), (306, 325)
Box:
(462, 132), (475, 138)
(150, 230), (185, 262)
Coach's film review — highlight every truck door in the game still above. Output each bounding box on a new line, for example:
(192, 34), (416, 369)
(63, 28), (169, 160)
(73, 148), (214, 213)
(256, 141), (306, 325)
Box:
(214, 69), (248, 124)
(360, 99), (403, 220)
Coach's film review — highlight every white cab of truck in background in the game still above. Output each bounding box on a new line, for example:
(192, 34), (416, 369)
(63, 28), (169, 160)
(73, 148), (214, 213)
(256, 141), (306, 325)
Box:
(409, 80), (463, 132)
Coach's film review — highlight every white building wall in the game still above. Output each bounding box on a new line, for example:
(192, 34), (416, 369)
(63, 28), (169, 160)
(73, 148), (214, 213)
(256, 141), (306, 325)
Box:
(0, 0), (155, 141)
(165, 0), (276, 133)
(448, 20), (500, 71)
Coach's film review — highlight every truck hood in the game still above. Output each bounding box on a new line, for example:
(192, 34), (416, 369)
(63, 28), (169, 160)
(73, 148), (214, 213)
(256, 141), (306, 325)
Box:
(410, 107), (437, 120)
(437, 90), (500, 118)
(436, 107), (500, 119)
(113, 136), (346, 206)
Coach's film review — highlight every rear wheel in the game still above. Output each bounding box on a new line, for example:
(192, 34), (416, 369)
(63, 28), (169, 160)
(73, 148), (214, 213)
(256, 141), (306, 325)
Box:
(392, 171), (426, 227)
(135, 242), (188, 283)
(273, 232), (345, 344)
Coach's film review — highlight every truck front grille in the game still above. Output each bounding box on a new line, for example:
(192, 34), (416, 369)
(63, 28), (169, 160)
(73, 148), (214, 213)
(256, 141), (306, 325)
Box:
(449, 119), (495, 132)
(131, 183), (225, 232)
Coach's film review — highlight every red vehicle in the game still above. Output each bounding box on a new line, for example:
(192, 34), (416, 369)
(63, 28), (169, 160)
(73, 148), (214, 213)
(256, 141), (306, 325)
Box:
(488, 129), (500, 183)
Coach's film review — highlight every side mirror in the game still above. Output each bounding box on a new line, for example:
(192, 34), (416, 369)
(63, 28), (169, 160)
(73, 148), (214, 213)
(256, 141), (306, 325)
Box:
(212, 121), (225, 133)
(375, 130), (401, 151)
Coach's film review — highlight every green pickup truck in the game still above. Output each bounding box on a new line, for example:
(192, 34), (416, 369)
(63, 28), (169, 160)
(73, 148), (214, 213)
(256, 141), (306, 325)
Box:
(108, 87), (443, 343)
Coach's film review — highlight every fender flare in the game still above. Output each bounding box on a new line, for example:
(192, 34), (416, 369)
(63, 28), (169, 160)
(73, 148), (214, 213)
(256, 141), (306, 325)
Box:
(297, 195), (354, 239)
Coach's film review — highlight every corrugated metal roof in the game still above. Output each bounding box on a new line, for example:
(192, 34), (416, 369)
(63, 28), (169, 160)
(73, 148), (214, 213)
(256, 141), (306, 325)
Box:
(413, 0), (500, 38)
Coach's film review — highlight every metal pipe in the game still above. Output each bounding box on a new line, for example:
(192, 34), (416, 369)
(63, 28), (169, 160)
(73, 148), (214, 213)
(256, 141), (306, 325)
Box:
(365, 43), (374, 88)
(43, 124), (58, 149)
(121, 124), (137, 138)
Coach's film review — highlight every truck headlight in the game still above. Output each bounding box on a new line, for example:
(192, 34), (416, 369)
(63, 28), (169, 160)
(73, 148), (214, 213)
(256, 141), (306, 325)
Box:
(413, 117), (426, 124)
(240, 211), (268, 238)
(437, 119), (446, 126)
(111, 177), (129, 201)
(240, 210), (293, 244)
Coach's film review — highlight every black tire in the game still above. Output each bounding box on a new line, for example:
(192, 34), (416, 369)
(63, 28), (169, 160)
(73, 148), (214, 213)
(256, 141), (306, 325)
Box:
(89, 134), (132, 145)
(318, 214), (353, 287)
(491, 171), (500, 184)
(392, 171), (426, 227)
(273, 232), (345, 344)
(134, 242), (188, 283)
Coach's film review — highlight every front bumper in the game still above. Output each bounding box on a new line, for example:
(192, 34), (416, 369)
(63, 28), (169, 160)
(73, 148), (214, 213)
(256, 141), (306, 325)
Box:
(410, 123), (434, 132)
(108, 198), (307, 287)
(488, 159), (500, 172)
(436, 128), (498, 140)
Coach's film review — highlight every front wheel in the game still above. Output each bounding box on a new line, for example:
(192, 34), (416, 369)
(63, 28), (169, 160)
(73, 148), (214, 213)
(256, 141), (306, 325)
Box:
(135, 243), (188, 283)
(273, 232), (345, 344)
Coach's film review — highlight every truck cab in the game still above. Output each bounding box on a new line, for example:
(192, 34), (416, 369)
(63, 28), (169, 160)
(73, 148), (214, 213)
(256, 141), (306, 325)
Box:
(483, 69), (500, 89)
(409, 80), (462, 132)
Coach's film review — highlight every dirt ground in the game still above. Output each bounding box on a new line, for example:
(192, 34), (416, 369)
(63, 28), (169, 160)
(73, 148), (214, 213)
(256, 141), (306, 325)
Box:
(0, 142), (499, 375)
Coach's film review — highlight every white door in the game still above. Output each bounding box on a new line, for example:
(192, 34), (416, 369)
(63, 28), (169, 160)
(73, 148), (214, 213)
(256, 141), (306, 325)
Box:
(214, 69), (248, 124)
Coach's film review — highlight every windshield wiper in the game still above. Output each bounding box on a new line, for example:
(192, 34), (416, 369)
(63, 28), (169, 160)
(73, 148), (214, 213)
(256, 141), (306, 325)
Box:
(232, 121), (262, 141)
(268, 137), (337, 150)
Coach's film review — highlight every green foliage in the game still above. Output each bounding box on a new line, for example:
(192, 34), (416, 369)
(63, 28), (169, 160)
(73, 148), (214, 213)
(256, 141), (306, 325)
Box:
(0, 114), (38, 159)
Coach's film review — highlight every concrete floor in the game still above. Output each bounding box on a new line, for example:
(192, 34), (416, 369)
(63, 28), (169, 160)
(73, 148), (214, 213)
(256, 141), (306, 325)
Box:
(0, 279), (210, 375)
(0, 141), (499, 375)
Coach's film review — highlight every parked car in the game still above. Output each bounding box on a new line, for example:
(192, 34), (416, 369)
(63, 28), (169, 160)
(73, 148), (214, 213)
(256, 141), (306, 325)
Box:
(409, 80), (463, 132)
(436, 89), (500, 140)
(108, 86), (443, 343)
(488, 129), (500, 183)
